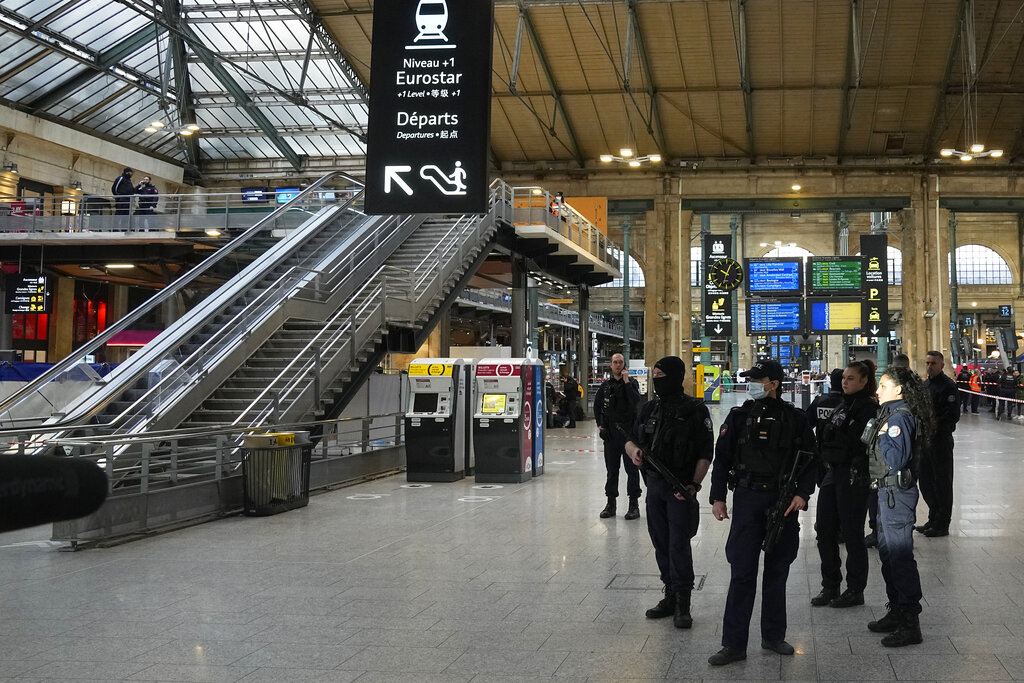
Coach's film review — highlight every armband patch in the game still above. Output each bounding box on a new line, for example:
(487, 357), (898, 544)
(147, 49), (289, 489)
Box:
(705, 417), (714, 432)
(887, 425), (901, 438)
(947, 395), (956, 403)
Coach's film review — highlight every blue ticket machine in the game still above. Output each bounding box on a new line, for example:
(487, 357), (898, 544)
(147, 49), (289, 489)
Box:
(472, 358), (539, 483)
(405, 358), (474, 481)
(528, 359), (545, 476)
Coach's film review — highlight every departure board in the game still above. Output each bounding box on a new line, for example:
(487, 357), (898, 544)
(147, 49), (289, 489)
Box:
(808, 298), (863, 333)
(745, 258), (802, 295)
(808, 257), (863, 295)
(747, 299), (803, 333)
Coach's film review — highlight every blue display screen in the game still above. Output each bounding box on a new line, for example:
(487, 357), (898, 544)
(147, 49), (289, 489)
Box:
(808, 299), (862, 333)
(748, 300), (802, 332)
(778, 345), (792, 358)
(747, 259), (802, 294)
(275, 188), (300, 204)
(779, 335), (791, 343)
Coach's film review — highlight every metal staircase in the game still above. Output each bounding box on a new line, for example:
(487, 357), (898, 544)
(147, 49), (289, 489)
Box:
(0, 174), (506, 455)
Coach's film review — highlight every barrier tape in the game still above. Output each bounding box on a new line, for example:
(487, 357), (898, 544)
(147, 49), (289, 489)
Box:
(957, 387), (1024, 405)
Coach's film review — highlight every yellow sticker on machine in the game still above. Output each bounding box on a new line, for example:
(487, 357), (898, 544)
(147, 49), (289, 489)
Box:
(409, 363), (452, 376)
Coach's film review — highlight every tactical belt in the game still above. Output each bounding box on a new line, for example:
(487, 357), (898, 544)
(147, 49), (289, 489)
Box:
(870, 474), (901, 490)
(736, 475), (777, 491)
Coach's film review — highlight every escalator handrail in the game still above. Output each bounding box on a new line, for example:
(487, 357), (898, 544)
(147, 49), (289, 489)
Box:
(0, 172), (364, 419)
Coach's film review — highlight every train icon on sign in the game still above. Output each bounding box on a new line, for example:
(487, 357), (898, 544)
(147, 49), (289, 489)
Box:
(408, 0), (456, 50)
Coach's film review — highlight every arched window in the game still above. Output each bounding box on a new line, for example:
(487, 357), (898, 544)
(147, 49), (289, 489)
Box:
(597, 250), (646, 288)
(690, 246), (703, 286)
(855, 246), (902, 285)
(761, 245), (813, 258)
(948, 245), (1012, 285)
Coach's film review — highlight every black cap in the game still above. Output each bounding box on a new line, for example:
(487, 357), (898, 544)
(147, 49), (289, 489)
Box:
(123, 167), (132, 174)
(829, 368), (845, 392)
(740, 360), (784, 383)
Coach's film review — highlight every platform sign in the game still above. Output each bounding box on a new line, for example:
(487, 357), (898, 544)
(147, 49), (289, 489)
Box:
(703, 234), (733, 337)
(999, 305), (1012, 317)
(860, 235), (888, 336)
(807, 256), (863, 296)
(365, 0), (494, 215)
(4, 274), (51, 314)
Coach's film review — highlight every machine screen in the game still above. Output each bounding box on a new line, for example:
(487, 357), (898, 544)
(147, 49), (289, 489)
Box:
(481, 393), (507, 414)
(412, 392), (438, 413)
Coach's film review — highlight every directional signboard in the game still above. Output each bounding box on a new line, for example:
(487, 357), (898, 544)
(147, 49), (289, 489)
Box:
(365, 0), (494, 215)
(860, 235), (888, 337)
(703, 234), (733, 337)
(4, 274), (51, 314)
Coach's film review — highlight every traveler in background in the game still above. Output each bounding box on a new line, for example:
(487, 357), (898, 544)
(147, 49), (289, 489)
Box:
(811, 361), (878, 609)
(111, 167), (134, 216)
(594, 353), (643, 520)
(135, 176), (159, 215)
(956, 366), (971, 413)
(917, 351), (959, 538)
(997, 368), (1017, 421)
(1016, 370), (1024, 420)
(562, 375), (579, 428)
(625, 356), (713, 629)
(864, 366), (933, 647)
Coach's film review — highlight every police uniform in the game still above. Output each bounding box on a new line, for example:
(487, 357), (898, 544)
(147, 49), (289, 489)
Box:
(709, 361), (818, 662)
(865, 400), (923, 646)
(627, 356), (714, 628)
(919, 371), (959, 535)
(811, 387), (877, 607)
(594, 373), (643, 518)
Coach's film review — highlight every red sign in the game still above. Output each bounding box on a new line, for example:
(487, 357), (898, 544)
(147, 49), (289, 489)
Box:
(476, 363), (521, 377)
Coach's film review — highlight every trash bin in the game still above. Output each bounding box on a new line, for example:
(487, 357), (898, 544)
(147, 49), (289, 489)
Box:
(241, 437), (312, 516)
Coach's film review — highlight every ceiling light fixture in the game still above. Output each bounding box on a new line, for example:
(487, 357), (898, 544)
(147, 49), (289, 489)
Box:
(150, 120), (165, 128)
(144, 126), (158, 133)
(186, 124), (200, 131)
(2, 161), (18, 174)
(106, 263), (135, 269)
(791, 184), (802, 191)
(938, 13), (1004, 162)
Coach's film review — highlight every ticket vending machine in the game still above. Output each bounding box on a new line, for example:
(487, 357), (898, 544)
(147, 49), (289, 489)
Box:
(405, 358), (474, 482)
(473, 358), (545, 483)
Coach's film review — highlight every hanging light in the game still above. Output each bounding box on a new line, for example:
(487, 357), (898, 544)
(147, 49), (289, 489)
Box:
(938, 16), (1003, 162)
(150, 120), (165, 128)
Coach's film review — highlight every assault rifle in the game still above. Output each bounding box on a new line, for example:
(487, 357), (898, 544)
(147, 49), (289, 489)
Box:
(762, 449), (814, 552)
(642, 450), (697, 501)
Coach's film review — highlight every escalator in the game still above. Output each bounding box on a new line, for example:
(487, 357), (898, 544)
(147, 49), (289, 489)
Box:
(0, 173), (506, 453)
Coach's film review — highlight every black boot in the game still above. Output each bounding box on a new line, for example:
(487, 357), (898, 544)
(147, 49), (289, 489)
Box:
(868, 604), (903, 633)
(624, 496), (640, 520)
(673, 591), (692, 629)
(599, 497), (616, 519)
(645, 586), (675, 619)
(810, 587), (839, 607)
(881, 612), (923, 647)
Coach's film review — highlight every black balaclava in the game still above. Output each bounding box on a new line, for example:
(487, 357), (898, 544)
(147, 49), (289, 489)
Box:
(653, 356), (685, 399)
(830, 368), (844, 392)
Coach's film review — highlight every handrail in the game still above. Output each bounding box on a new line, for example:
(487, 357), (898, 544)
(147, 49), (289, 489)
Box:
(0, 172), (364, 421)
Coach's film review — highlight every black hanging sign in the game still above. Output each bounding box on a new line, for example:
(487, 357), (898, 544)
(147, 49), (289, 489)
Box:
(703, 234), (733, 337)
(4, 274), (52, 314)
(365, 0), (494, 215)
(859, 234), (888, 337)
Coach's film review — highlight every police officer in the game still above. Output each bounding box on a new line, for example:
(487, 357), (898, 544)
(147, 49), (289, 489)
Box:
(811, 361), (878, 608)
(864, 366), (932, 647)
(594, 353), (643, 519)
(624, 356), (713, 629)
(916, 351), (959, 537)
(708, 360), (818, 666)
(867, 354), (910, 547)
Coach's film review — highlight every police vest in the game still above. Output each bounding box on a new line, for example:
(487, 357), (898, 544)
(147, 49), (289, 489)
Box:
(818, 396), (871, 467)
(601, 378), (638, 427)
(866, 406), (917, 482)
(735, 399), (797, 478)
(638, 396), (703, 477)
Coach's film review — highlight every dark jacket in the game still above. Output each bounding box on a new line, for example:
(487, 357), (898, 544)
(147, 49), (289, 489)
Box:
(871, 399), (916, 477)
(629, 393), (713, 483)
(112, 174), (134, 197)
(925, 371), (960, 433)
(135, 182), (158, 210)
(594, 375), (641, 429)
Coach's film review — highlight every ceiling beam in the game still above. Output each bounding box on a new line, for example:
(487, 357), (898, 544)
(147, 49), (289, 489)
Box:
(196, 126), (368, 137)
(733, 0), (755, 157)
(166, 0), (202, 183)
(26, 23), (166, 113)
(516, 0), (585, 166)
(924, 0), (970, 155)
(836, 0), (858, 161)
(626, 0), (668, 156)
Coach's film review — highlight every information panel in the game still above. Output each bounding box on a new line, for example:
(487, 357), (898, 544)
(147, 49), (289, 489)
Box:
(365, 0), (494, 215)
(860, 234), (889, 336)
(807, 257), (863, 295)
(703, 234), (733, 337)
(4, 274), (51, 314)
(745, 258), (802, 296)
(808, 297), (863, 333)
(747, 298), (803, 333)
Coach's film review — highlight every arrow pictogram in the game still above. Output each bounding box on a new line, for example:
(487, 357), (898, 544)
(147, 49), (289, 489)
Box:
(384, 165), (413, 195)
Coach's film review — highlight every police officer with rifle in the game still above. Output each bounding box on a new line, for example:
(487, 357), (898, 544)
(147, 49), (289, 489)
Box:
(708, 360), (818, 666)
(624, 356), (713, 630)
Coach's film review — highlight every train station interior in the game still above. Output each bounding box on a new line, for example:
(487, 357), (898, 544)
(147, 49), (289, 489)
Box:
(2, 0), (1024, 680)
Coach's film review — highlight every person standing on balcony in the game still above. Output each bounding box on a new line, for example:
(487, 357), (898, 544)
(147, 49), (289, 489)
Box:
(112, 168), (134, 216)
(135, 176), (159, 216)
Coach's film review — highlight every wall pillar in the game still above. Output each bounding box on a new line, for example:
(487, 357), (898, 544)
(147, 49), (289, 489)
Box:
(47, 275), (75, 363)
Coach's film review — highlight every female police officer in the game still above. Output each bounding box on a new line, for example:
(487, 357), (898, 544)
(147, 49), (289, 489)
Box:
(864, 366), (934, 647)
(708, 360), (818, 666)
(811, 360), (878, 608)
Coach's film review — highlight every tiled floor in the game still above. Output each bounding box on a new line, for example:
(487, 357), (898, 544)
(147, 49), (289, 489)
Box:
(2, 394), (1024, 681)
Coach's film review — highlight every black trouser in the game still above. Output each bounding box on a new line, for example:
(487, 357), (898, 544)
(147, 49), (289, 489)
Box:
(867, 489), (877, 532)
(960, 388), (969, 412)
(603, 430), (641, 499)
(970, 392), (980, 413)
(565, 398), (577, 427)
(644, 472), (698, 593)
(815, 467), (870, 592)
(997, 392), (1016, 418)
(721, 485), (800, 651)
(918, 429), (954, 530)
(114, 197), (131, 215)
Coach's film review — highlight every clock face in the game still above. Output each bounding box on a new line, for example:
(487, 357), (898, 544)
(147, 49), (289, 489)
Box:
(709, 258), (743, 290)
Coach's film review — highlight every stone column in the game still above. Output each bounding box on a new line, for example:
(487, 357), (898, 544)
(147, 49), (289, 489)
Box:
(643, 189), (690, 392)
(106, 284), (130, 363)
(47, 275), (75, 362)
